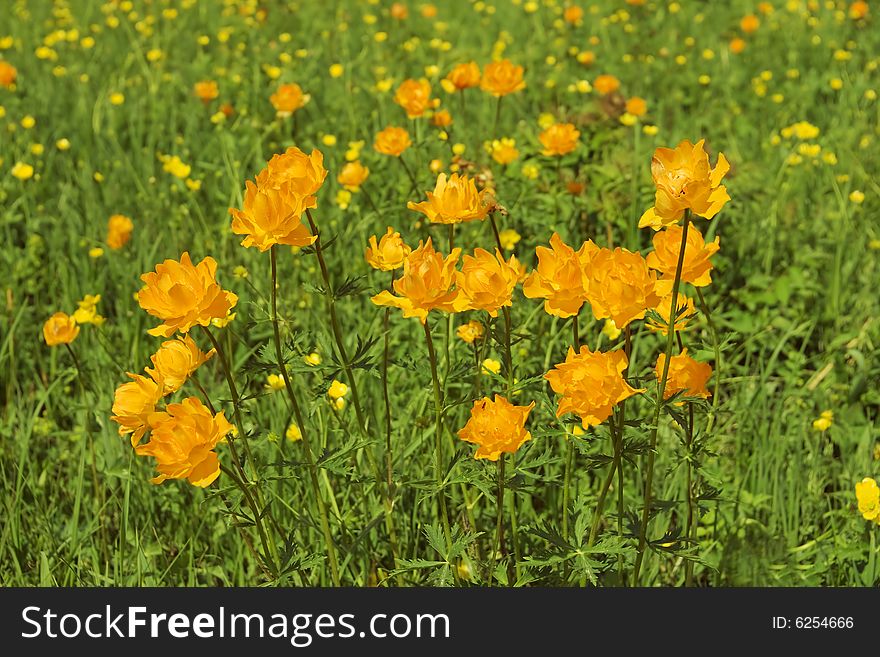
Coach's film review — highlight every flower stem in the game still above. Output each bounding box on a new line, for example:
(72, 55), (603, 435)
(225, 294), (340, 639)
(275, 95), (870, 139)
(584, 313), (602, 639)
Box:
(632, 212), (692, 585)
(382, 270), (401, 569)
(684, 401), (696, 587)
(490, 458), (505, 586)
(562, 312), (579, 568)
(269, 245), (340, 585)
(398, 155), (419, 195)
(695, 287), (721, 433)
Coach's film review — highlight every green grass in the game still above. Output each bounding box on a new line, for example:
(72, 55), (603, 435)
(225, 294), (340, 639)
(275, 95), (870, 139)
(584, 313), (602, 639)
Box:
(1, 0), (879, 587)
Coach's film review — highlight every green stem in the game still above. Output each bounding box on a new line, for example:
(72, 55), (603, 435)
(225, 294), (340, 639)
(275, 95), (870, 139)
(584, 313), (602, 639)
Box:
(633, 212), (692, 585)
(269, 245), (340, 585)
(684, 401), (695, 587)
(695, 287), (721, 433)
(490, 458), (505, 586)
(382, 270), (401, 569)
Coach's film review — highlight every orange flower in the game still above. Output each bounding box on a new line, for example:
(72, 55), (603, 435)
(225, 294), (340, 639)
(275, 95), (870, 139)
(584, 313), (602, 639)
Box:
(522, 233), (596, 318)
(111, 372), (164, 446)
(729, 37), (746, 54)
(563, 5), (584, 24)
(337, 161), (370, 191)
(0, 60), (16, 88)
(646, 224), (720, 287)
(394, 78), (436, 119)
(646, 281), (697, 335)
(594, 74), (620, 95)
(459, 395), (535, 461)
(432, 108), (452, 127)
(586, 247), (662, 328)
(106, 214), (134, 249)
(257, 147), (327, 209)
(625, 96), (647, 116)
(849, 1), (869, 19)
(480, 59), (526, 97)
(454, 248), (520, 317)
(371, 238), (461, 323)
(655, 349), (712, 401)
(545, 346), (643, 428)
(407, 172), (492, 224)
(445, 61), (481, 90)
(374, 126), (412, 156)
(539, 122), (580, 156)
(137, 252), (239, 337)
(390, 2), (409, 19)
(457, 320), (484, 344)
(43, 312), (80, 346)
(365, 227), (411, 271)
(230, 180), (316, 251)
(193, 80), (219, 103)
(740, 14), (760, 33)
(270, 82), (309, 116)
(136, 397), (232, 487)
(639, 139), (730, 230)
(146, 335), (215, 394)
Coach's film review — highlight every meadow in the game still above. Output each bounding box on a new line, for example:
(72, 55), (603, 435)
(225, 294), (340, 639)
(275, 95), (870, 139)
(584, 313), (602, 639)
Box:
(1, 0), (879, 587)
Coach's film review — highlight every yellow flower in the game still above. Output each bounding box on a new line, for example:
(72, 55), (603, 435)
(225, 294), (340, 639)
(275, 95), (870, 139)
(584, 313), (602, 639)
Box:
(855, 477), (880, 524)
(136, 397), (232, 487)
(137, 252), (238, 337)
(539, 123), (581, 156)
(812, 410), (833, 432)
(458, 395), (535, 461)
(89, 247), (104, 258)
(586, 247), (662, 328)
(365, 227), (411, 271)
(265, 373), (287, 392)
(106, 214), (134, 249)
(374, 126), (412, 156)
(454, 248), (520, 317)
(655, 348), (712, 401)
(329, 63), (344, 78)
(328, 379), (349, 400)
(109, 92), (125, 105)
(146, 335), (214, 394)
(286, 422), (303, 442)
(43, 312), (80, 346)
(849, 190), (865, 204)
(480, 59), (526, 97)
(394, 78), (436, 118)
(481, 358), (501, 375)
(111, 373), (164, 446)
(645, 224), (720, 286)
(56, 138), (71, 150)
(487, 138), (519, 165)
(601, 319), (621, 341)
(270, 82), (310, 117)
(304, 352), (321, 366)
(639, 139), (730, 230)
(408, 173), (493, 224)
(162, 155), (191, 179)
(545, 346), (643, 428)
(11, 162), (34, 180)
(337, 161), (370, 191)
(445, 61), (481, 90)
(371, 238), (461, 324)
(523, 233), (595, 318)
(72, 294), (105, 326)
(457, 320), (484, 344)
(432, 109), (452, 128)
(498, 228), (521, 250)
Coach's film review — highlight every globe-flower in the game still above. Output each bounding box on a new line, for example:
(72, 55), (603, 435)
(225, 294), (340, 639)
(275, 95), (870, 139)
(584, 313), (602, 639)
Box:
(136, 397), (232, 487)
(407, 173), (492, 224)
(586, 247), (662, 328)
(855, 477), (880, 524)
(487, 137), (519, 165)
(137, 252), (239, 337)
(106, 213), (134, 249)
(0, 60), (16, 88)
(646, 282), (697, 335)
(72, 294), (105, 326)
(270, 82), (310, 117)
(394, 78), (436, 118)
(522, 233), (596, 318)
(257, 147), (327, 209)
(445, 61), (481, 90)
(457, 320), (484, 344)
(480, 59), (526, 97)
(43, 312), (80, 346)
(655, 349), (712, 401)
(337, 161), (370, 191)
(626, 97), (647, 117)
(646, 224), (720, 286)
(374, 126), (412, 156)
(594, 74), (620, 95)
(563, 5), (584, 24)
(639, 139), (730, 230)
(193, 80), (219, 103)
(539, 122), (580, 156)
(230, 180), (316, 251)
(365, 227), (411, 271)
(431, 109), (452, 128)
(454, 248), (520, 317)
(146, 335), (215, 394)
(111, 372), (164, 446)
(371, 238), (461, 323)
(458, 395), (535, 461)
(545, 346), (643, 428)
